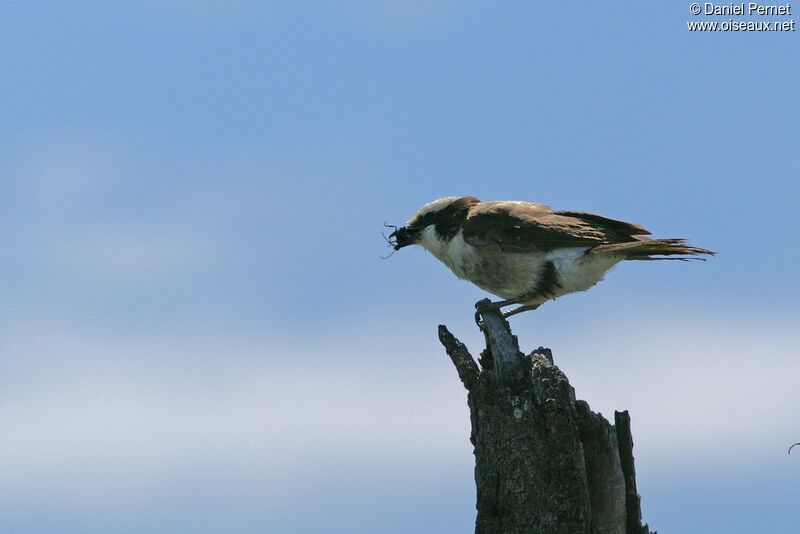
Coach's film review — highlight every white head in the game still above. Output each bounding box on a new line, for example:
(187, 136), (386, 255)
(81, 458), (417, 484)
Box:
(389, 196), (480, 251)
(407, 197), (460, 226)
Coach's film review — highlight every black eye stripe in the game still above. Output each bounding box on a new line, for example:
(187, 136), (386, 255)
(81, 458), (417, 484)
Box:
(433, 197), (479, 240)
(407, 197), (480, 235)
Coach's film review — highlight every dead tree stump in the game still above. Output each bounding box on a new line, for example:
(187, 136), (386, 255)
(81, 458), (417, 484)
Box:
(438, 301), (653, 534)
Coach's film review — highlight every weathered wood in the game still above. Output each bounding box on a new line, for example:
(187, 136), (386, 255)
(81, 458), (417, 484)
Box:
(577, 402), (627, 534)
(615, 410), (651, 534)
(439, 306), (653, 534)
(438, 325), (480, 389)
(475, 298), (527, 387)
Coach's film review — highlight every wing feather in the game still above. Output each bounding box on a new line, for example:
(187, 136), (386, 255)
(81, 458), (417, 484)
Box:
(462, 201), (650, 253)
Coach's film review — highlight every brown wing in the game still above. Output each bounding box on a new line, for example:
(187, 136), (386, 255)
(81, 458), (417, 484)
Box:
(461, 201), (651, 253)
(554, 211), (651, 237)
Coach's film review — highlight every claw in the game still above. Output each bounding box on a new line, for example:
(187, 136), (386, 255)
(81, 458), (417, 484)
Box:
(474, 297), (497, 312)
(474, 298), (499, 329)
(474, 297), (541, 326)
(474, 310), (484, 329)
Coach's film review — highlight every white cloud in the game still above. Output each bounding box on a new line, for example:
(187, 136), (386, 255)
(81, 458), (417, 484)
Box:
(1, 309), (797, 513)
(551, 314), (800, 472)
(0, 320), (472, 507)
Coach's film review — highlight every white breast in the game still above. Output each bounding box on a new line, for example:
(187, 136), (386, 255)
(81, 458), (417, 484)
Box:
(419, 226), (473, 278)
(546, 248), (622, 296)
(418, 227), (626, 303)
(418, 227), (544, 299)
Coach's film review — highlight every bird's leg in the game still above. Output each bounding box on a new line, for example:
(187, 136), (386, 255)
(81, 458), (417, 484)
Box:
(475, 297), (520, 313)
(502, 304), (540, 319)
(474, 290), (545, 328)
(474, 297), (524, 328)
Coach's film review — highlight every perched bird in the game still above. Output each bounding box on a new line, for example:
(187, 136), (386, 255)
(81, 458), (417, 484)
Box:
(388, 196), (713, 319)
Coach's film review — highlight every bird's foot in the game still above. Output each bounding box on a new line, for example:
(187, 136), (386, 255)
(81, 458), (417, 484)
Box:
(475, 297), (500, 313)
(475, 299), (497, 330)
(474, 298), (504, 329)
(474, 298), (541, 328)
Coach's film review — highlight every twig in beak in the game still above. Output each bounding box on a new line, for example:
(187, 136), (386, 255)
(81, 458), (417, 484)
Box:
(380, 223), (399, 259)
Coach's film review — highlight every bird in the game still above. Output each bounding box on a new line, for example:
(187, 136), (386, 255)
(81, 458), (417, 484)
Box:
(388, 196), (713, 320)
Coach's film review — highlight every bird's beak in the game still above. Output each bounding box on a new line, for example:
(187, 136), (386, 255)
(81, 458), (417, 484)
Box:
(389, 226), (422, 250)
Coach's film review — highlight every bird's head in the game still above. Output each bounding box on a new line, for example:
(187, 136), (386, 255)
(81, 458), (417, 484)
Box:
(388, 196), (480, 252)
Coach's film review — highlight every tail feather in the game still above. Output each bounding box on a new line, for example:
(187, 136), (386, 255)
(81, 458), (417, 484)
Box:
(590, 239), (715, 261)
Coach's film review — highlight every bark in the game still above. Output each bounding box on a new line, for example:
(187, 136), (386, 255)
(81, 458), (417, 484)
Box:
(438, 304), (653, 534)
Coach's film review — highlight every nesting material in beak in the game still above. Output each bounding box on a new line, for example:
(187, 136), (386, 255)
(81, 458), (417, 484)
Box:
(389, 226), (421, 250)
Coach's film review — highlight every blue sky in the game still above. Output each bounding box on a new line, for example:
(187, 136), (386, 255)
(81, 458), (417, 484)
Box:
(1, 2), (798, 532)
